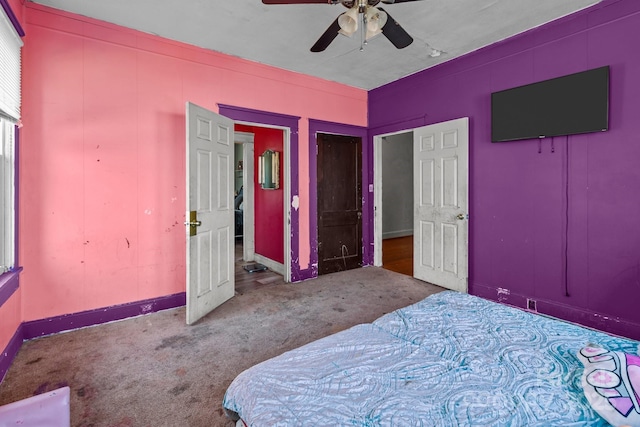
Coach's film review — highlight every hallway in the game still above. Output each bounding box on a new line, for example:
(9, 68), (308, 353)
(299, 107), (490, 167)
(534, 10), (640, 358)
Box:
(234, 240), (284, 295)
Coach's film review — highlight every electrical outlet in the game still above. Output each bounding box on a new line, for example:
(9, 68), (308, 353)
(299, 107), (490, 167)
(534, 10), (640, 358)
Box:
(527, 299), (537, 312)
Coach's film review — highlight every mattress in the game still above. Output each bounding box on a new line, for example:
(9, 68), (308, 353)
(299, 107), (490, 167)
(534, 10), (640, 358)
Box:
(223, 291), (640, 426)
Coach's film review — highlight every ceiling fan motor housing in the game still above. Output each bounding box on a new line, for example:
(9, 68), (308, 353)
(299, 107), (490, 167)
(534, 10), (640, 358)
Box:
(340, 0), (383, 9)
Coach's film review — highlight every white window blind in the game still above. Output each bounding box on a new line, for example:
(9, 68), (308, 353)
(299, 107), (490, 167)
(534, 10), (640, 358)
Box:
(0, 5), (19, 273)
(0, 5), (22, 122)
(0, 118), (14, 273)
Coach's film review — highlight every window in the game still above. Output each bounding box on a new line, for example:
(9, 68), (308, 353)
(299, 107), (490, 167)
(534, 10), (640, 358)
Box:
(0, 4), (22, 274)
(0, 118), (14, 273)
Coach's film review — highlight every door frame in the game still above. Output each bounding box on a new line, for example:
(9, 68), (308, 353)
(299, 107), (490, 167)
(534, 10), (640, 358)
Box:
(234, 121), (290, 279)
(373, 129), (413, 267)
(308, 120), (369, 280)
(219, 104), (296, 283)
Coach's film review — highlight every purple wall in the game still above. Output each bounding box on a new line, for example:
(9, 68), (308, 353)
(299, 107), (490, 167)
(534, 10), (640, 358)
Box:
(369, 0), (640, 340)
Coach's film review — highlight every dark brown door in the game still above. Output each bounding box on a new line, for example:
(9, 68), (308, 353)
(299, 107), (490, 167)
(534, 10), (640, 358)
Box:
(317, 133), (362, 275)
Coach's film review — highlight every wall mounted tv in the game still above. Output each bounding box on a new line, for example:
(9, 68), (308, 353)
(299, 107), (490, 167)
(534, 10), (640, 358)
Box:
(491, 66), (609, 142)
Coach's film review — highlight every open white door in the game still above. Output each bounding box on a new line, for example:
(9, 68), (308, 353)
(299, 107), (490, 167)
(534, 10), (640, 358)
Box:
(413, 117), (469, 292)
(186, 102), (235, 325)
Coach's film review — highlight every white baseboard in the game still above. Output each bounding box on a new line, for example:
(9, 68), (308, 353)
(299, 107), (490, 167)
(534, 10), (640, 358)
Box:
(383, 229), (413, 240)
(254, 254), (284, 275)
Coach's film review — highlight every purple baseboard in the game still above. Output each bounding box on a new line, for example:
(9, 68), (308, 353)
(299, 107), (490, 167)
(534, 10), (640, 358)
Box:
(1, 293), (186, 384)
(296, 266), (317, 282)
(22, 292), (186, 340)
(471, 282), (640, 341)
(471, 282), (529, 308)
(0, 324), (23, 383)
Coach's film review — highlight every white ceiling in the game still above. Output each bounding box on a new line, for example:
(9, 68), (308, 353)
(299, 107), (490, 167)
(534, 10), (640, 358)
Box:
(29, 0), (602, 90)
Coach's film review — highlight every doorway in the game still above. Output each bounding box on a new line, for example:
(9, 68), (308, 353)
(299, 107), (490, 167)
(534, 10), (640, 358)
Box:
(374, 118), (469, 292)
(186, 103), (294, 324)
(316, 132), (363, 275)
(234, 124), (286, 275)
(233, 126), (286, 293)
(376, 132), (414, 276)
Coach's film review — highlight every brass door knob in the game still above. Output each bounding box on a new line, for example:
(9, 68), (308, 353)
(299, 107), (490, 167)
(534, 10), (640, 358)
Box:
(186, 211), (201, 236)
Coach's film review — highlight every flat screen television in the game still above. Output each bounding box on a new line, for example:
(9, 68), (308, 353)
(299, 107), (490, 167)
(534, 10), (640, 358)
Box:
(491, 66), (609, 142)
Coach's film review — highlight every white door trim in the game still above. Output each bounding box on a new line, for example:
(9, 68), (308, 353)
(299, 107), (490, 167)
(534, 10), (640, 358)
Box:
(234, 131), (255, 262)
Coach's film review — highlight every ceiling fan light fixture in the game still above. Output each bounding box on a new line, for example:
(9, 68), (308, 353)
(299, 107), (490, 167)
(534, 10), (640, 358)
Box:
(365, 7), (387, 32)
(338, 6), (358, 36)
(365, 7), (387, 40)
(365, 29), (382, 41)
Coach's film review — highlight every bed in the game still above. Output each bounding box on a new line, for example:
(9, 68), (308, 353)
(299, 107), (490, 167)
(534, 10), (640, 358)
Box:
(223, 291), (640, 426)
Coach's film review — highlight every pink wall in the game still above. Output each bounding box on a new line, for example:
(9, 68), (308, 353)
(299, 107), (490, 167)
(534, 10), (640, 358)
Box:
(19, 3), (366, 322)
(235, 125), (285, 264)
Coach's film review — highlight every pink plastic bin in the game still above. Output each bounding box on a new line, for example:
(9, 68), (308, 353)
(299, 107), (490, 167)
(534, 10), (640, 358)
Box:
(0, 386), (70, 426)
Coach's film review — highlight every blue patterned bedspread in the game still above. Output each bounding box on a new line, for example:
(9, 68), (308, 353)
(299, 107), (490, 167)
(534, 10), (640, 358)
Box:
(223, 291), (640, 426)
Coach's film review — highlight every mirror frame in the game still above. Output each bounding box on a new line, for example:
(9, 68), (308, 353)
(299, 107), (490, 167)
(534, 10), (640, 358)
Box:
(258, 149), (280, 190)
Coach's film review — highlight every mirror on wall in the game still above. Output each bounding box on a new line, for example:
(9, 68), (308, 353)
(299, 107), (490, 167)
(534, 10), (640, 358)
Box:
(258, 149), (280, 190)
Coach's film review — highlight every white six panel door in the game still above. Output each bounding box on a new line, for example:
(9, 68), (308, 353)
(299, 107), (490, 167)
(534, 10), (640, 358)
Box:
(186, 102), (235, 325)
(413, 117), (469, 292)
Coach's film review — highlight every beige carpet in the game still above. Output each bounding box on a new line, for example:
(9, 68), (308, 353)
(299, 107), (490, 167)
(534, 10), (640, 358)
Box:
(0, 267), (443, 426)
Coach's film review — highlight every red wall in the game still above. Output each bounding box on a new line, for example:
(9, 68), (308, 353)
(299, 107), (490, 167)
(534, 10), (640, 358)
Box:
(235, 125), (284, 264)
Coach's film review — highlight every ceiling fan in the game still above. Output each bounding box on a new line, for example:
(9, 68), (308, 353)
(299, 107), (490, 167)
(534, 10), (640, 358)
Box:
(262, 0), (421, 52)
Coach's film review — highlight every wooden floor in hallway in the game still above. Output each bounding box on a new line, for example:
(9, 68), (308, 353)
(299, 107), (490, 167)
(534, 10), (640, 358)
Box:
(382, 235), (413, 277)
(234, 235), (414, 293)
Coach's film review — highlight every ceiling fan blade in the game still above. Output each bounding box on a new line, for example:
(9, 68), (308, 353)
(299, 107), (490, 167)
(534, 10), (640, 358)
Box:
(311, 17), (341, 52)
(378, 8), (413, 49)
(262, 0), (335, 4)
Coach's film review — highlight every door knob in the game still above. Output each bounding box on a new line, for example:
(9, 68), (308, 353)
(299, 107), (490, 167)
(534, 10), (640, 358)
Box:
(185, 211), (201, 236)
(457, 213), (466, 220)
